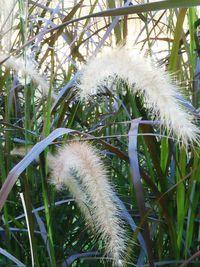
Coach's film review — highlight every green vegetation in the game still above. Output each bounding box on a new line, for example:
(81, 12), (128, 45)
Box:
(0, 1), (200, 266)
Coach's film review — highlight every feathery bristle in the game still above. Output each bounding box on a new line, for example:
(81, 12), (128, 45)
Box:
(0, 54), (56, 99)
(78, 46), (199, 147)
(48, 142), (127, 265)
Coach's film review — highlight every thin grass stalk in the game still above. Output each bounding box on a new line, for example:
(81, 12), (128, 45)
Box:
(176, 147), (186, 254)
(41, 49), (57, 267)
(19, 0), (40, 264)
(188, 8), (197, 73)
(160, 139), (171, 190)
(4, 78), (12, 253)
(20, 192), (34, 267)
(22, 170), (39, 266)
(0, 143), (11, 259)
(188, 8), (198, 107)
(185, 180), (197, 256)
(40, 156), (56, 267)
(107, 0), (122, 44)
(38, 0), (85, 67)
(168, 8), (187, 72)
(185, 151), (200, 253)
(77, 0), (98, 45)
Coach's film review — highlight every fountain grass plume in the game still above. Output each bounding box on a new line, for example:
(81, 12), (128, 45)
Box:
(78, 46), (199, 147)
(0, 53), (56, 99)
(48, 142), (127, 266)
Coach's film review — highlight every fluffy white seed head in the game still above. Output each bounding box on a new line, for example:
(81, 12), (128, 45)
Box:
(78, 46), (199, 147)
(0, 54), (56, 99)
(48, 142), (127, 266)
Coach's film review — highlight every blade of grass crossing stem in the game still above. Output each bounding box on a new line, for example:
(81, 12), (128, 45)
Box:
(39, 0), (85, 67)
(77, 0), (98, 45)
(61, 252), (100, 267)
(59, 0), (200, 23)
(91, 1), (200, 17)
(176, 147), (186, 254)
(52, 0), (85, 42)
(128, 119), (154, 267)
(180, 250), (200, 267)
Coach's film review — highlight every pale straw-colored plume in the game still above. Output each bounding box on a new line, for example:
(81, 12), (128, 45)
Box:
(78, 46), (199, 147)
(48, 142), (127, 266)
(0, 54), (55, 99)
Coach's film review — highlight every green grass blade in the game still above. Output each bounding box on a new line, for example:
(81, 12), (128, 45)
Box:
(169, 8), (187, 72)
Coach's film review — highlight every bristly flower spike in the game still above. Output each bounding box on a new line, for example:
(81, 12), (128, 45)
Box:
(78, 46), (199, 148)
(48, 142), (127, 266)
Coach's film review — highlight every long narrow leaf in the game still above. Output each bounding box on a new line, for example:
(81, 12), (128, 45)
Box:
(0, 128), (74, 212)
(128, 119), (154, 266)
(0, 248), (26, 267)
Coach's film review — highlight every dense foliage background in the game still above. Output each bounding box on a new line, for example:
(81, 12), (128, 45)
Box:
(0, 0), (200, 266)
